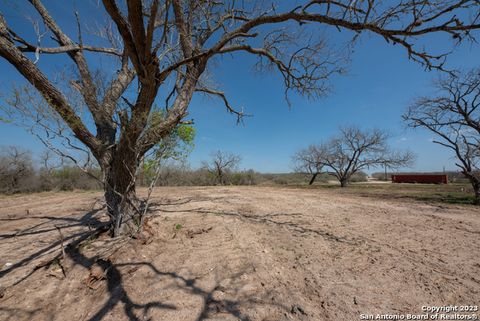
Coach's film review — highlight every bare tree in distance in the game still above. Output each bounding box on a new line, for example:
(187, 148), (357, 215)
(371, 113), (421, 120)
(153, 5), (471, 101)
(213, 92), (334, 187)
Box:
(0, 146), (34, 193)
(292, 145), (325, 185)
(403, 68), (480, 204)
(296, 127), (415, 187)
(0, 1), (479, 236)
(203, 151), (241, 185)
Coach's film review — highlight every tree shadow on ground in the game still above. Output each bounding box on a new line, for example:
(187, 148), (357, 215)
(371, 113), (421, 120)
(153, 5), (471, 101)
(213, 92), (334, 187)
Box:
(0, 203), (178, 321)
(0, 205), (105, 240)
(0, 198), (287, 321)
(98, 261), (284, 321)
(64, 237), (178, 321)
(45, 238), (281, 321)
(0, 205), (107, 280)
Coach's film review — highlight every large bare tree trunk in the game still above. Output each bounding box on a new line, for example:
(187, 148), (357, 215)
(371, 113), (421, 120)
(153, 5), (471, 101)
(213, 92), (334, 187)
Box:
(340, 178), (348, 188)
(217, 169), (224, 185)
(462, 173), (480, 205)
(102, 148), (141, 237)
(471, 179), (480, 205)
(309, 173), (318, 185)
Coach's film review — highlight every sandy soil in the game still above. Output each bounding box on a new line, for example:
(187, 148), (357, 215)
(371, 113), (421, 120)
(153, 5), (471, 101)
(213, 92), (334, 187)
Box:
(0, 186), (479, 321)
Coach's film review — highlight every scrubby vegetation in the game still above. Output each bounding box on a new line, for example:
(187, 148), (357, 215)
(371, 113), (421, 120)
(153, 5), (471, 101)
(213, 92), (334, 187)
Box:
(0, 147), (101, 194)
(0, 146), (372, 194)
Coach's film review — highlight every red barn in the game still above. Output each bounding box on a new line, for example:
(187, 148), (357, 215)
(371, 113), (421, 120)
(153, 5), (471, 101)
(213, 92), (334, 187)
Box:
(391, 174), (448, 184)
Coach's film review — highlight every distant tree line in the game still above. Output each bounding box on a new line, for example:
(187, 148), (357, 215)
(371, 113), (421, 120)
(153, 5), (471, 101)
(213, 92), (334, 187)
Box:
(0, 146), (101, 194)
(0, 147), (289, 193)
(0, 145), (372, 195)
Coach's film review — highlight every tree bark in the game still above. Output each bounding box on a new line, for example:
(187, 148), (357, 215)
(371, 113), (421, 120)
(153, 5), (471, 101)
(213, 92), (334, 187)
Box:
(463, 173), (480, 205)
(340, 178), (348, 188)
(102, 148), (141, 237)
(471, 179), (480, 205)
(217, 168), (224, 185)
(309, 172), (318, 185)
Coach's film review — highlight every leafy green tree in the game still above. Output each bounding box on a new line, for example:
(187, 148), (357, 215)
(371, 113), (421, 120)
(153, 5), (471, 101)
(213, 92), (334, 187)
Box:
(142, 120), (195, 186)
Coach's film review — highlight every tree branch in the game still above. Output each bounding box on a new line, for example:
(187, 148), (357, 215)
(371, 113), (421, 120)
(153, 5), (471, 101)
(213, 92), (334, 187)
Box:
(195, 87), (251, 124)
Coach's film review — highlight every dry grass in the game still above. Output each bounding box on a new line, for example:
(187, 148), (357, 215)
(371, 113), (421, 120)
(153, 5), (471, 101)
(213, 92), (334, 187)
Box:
(293, 182), (477, 205)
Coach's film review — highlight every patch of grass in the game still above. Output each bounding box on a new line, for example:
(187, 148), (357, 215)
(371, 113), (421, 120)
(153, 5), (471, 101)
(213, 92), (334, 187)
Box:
(291, 182), (478, 206)
(355, 183), (475, 205)
(411, 192), (476, 205)
(174, 223), (183, 231)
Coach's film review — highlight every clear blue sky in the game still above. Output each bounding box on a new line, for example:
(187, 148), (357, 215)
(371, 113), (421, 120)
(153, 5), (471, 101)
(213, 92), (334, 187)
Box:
(0, 1), (479, 173)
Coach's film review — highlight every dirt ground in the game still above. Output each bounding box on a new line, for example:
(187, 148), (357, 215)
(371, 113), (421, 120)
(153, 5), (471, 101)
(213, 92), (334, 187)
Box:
(0, 186), (479, 321)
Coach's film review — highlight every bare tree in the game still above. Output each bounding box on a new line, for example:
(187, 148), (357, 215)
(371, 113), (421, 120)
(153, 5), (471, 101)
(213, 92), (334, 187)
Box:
(0, 1), (479, 235)
(292, 145), (325, 185)
(304, 127), (415, 187)
(0, 146), (35, 193)
(36, 149), (60, 190)
(203, 151), (241, 185)
(403, 68), (480, 204)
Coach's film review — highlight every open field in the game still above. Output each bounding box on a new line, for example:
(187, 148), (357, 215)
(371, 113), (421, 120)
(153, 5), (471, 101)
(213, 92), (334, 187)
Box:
(0, 186), (479, 321)
(298, 182), (478, 205)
